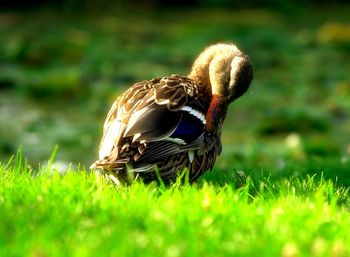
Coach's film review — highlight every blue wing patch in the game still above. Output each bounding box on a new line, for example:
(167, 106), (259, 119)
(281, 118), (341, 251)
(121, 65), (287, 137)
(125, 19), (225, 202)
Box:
(170, 111), (205, 143)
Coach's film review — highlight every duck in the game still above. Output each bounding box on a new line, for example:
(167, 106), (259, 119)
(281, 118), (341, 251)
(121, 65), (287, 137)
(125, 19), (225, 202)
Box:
(90, 43), (253, 184)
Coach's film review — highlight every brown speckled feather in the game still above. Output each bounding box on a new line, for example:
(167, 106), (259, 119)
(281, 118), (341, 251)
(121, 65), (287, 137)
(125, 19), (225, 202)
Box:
(92, 75), (220, 183)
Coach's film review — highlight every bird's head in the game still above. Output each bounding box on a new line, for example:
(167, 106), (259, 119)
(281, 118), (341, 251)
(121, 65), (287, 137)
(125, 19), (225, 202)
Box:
(209, 46), (253, 103)
(188, 43), (254, 132)
(189, 43), (253, 103)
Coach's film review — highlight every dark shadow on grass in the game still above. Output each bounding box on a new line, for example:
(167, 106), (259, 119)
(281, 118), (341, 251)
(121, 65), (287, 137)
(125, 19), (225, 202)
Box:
(200, 156), (350, 188)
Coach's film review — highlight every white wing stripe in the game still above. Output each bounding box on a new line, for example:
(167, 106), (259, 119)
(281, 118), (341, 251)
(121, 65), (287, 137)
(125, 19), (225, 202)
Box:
(180, 106), (206, 125)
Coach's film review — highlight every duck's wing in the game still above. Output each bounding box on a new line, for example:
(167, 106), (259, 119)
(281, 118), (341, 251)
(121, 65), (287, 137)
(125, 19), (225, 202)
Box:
(94, 75), (208, 170)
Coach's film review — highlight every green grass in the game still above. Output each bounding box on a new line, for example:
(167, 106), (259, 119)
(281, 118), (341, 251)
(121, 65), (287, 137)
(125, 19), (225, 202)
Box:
(1, 151), (350, 257)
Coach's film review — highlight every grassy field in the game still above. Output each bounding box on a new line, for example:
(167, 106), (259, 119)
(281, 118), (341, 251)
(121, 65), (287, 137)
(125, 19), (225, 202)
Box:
(1, 4), (350, 257)
(1, 6), (350, 164)
(1, 151), (350, 257)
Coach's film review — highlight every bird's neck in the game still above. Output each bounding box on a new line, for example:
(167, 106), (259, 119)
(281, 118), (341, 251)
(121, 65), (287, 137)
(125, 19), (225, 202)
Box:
(188, 44), (237, 133)
(187, 48), (217, 96)
(188, 51), (227, 134)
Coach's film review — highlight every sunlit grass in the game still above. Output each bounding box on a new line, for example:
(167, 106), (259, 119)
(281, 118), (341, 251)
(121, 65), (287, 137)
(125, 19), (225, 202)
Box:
(1, 152), (350, 257)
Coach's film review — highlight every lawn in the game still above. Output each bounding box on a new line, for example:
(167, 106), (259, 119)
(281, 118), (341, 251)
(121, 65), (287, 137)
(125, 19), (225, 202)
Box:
(1, 3), (350, 257)
(1, 151), (350, 257)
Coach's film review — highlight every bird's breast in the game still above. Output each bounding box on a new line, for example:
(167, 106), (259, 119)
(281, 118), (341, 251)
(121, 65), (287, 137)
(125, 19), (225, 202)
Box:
(205, 95), (226, 132)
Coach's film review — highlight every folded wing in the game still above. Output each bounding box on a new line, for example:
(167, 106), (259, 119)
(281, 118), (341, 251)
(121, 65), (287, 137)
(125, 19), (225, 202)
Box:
(96, 76), (206, 171)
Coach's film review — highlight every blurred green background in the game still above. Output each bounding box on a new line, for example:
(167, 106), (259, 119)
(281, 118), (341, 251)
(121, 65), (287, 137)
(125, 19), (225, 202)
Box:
(0, 1), (349, 177)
